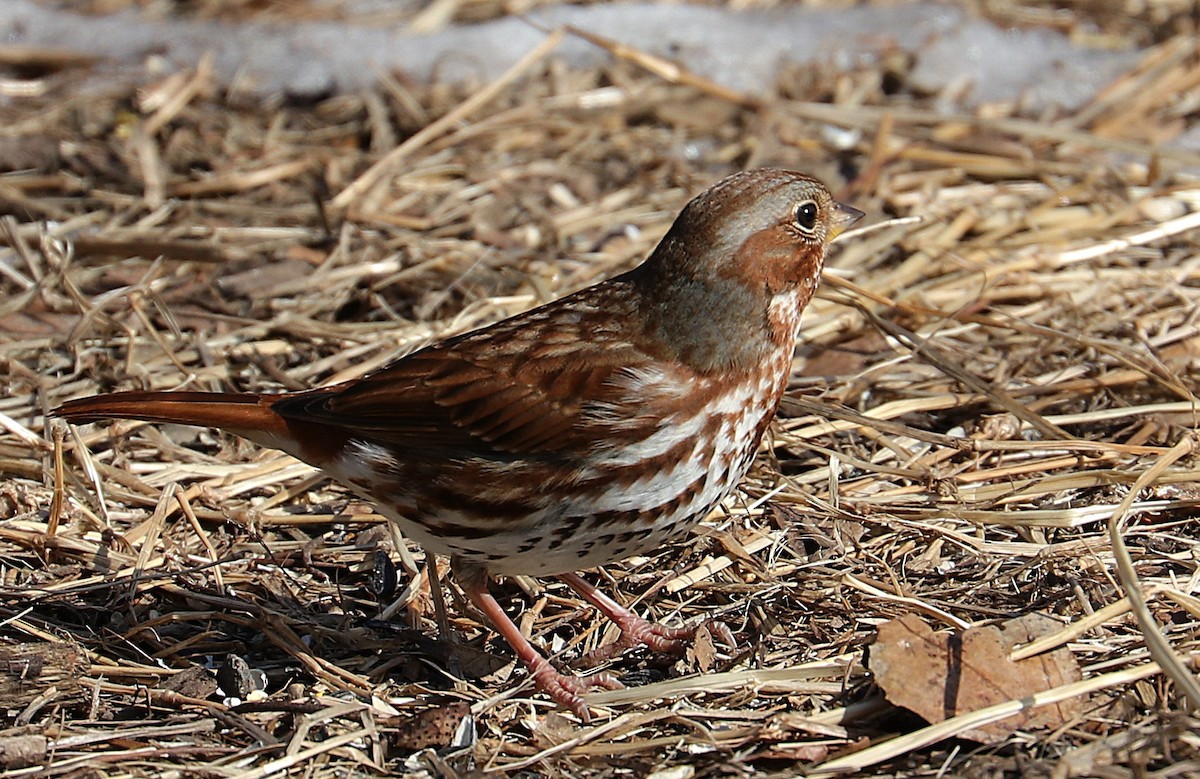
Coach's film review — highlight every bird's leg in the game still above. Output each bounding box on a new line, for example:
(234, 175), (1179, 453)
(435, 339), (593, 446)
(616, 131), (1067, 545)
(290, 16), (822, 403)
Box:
(559, 571), (735, 663)
(452, 558), (622, 722)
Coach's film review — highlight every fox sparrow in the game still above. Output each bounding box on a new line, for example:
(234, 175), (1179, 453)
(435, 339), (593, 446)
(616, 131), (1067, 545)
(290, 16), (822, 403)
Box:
(55, 168), (862, 720)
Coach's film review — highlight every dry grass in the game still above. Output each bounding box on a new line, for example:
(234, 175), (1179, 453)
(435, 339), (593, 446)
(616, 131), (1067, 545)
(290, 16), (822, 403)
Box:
(2, 3), (1200, 776)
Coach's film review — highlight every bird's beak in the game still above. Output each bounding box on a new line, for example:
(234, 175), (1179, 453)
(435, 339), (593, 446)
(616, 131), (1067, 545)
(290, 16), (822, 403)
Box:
(829, 202), (865, 240)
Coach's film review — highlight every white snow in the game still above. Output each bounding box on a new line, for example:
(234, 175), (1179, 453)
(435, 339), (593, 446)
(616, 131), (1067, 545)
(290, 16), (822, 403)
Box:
(0, 0), (1152, 129)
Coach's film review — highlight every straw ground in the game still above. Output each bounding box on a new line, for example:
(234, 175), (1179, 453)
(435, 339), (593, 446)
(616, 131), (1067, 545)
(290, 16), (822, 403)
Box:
(2, 3), (1199, 776)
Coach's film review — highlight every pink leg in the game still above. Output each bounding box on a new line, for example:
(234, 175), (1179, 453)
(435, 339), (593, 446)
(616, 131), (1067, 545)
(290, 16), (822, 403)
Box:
(558, 571), (735, 660)
(453, 559), (622, 722)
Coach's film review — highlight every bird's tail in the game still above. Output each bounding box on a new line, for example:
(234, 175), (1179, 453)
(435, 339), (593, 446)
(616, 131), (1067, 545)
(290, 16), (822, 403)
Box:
(53, 391), (293, 445)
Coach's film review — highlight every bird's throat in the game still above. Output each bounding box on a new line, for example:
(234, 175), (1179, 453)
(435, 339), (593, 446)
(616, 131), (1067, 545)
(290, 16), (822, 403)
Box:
(638, 272), (783, 376)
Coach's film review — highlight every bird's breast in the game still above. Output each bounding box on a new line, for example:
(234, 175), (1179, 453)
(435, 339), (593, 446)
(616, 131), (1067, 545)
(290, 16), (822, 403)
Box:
(338, 349), (796, 576)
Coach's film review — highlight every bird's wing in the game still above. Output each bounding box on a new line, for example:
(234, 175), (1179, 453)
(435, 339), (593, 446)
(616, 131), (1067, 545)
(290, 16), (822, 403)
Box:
(271, 288), (678, 457)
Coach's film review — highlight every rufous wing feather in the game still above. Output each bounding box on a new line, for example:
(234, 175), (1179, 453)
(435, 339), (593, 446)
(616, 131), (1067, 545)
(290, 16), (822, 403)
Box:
(273, 352), (616, 455)
(270, 294), (670, 457)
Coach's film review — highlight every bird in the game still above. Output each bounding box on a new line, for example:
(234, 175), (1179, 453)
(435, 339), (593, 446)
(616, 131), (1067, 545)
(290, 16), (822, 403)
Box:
(54, 168), (862, 721)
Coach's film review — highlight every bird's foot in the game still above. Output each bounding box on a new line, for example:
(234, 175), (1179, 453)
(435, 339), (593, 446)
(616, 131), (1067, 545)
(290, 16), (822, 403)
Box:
(455, 559), (625, 722)
(558, 571), (736, 664)
(581, 616), (736, 664)
(525, 654), (624, 722)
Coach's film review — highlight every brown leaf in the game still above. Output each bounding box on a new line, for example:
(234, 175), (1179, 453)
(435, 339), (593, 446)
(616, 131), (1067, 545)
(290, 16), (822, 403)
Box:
(690, 622), (718, 673)
(159, 664), (219, 699)
(869, 613), (1082, 743)
(387, 701), (471, 752)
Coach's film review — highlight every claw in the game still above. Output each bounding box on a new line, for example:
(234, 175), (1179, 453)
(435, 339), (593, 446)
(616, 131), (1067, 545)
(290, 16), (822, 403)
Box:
(559, 572), (736, 664)
(529, 660), (624, 722)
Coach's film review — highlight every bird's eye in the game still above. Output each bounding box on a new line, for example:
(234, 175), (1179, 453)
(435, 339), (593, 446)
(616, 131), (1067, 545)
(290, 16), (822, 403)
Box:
(794, 200), (819, 233)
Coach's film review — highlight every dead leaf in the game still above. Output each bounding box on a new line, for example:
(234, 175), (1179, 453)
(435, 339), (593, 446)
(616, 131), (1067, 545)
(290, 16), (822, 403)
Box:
(869, 613), (1082, 743)
(160, 664), (218, 699)
(690, 622), (718, 673)
(387, 701), (471, 752)
(534, 712), (581, 746)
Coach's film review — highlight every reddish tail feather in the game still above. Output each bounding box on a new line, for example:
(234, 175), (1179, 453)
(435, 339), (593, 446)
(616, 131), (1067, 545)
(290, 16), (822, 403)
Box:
(53, 390), (292, 442)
